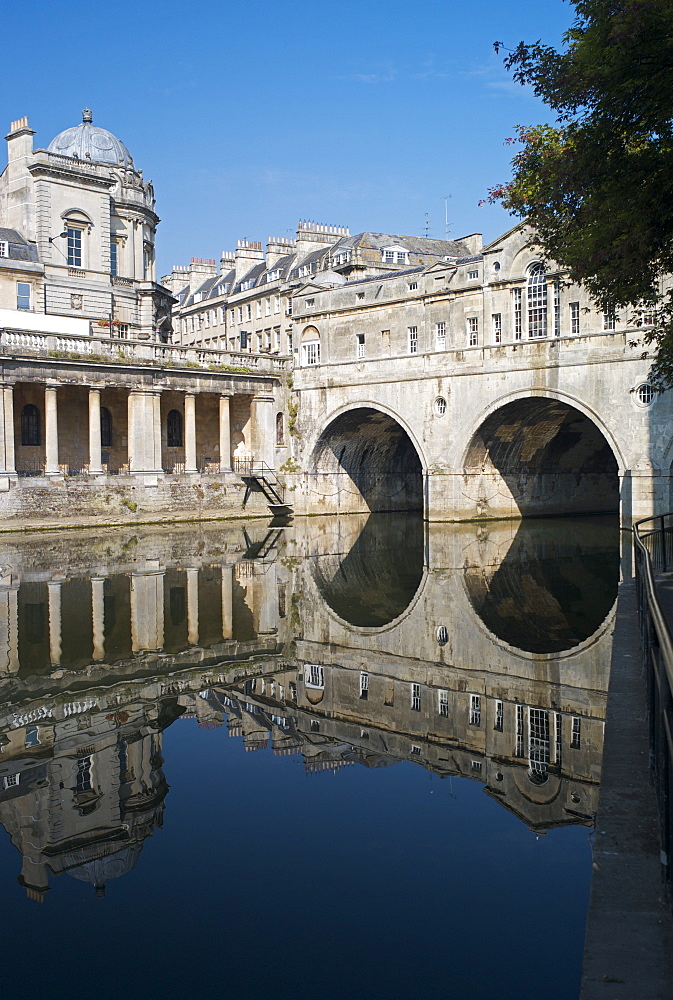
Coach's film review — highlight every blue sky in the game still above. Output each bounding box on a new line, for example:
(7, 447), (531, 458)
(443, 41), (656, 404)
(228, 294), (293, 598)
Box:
(4, 0), (572, 276)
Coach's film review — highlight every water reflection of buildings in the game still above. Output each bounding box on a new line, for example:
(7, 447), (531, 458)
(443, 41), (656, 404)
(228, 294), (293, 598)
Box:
(0, 514), (619, 897)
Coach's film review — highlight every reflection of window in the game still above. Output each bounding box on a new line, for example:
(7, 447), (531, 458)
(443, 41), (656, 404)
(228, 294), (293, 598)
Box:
(170, 586), (186, 626)
(167, 409), (183, 447)
(277, 584), (287, 618)
(571, 716), (581, 749)
(21, 404), (40, 446)
(469, 694), (481, 727)
(25, 726), (40, 748)
(76, 756), (93, 793)
(411, 683), (421, 712)
(304, 664), (324, 689)
(438, 689), (449, 716)
(515, 705), (524, 757)
(495, 700), (503, 732)
(359, 672), (369, 699)
(529, 708), (550, 780)
(100, 407), (112, 447)
(3, 773), (19, 789)
(25, 603), (46, 644)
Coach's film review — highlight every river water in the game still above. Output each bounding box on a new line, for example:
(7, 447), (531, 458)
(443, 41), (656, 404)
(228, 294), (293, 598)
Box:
(0, 513), (621, 999)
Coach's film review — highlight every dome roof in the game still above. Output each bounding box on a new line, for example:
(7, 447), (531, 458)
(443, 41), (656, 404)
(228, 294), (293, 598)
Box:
(47, 108), (134, 168)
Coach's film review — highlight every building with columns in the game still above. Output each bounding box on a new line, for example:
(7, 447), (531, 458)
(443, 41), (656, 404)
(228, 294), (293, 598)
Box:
(0, 111), (289, 524)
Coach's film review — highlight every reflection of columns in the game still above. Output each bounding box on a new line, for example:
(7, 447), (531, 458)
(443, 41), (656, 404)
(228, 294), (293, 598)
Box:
(0, 583), (19, 674)
(0, 384), (16, 477)
(130, 571), (164, 652)
(47, 581), (62, 666)
(88, 389), (103, 474)
(44, 386), (59, 475)
(128, 389), (162, 474)
(219, 393), (232, 472)
(221, 565), (233, 639)
(91, 577), (105, 661)
(184, 393), (197, 473)
(257, 562), (277, 634)
(186, 568), (199, 644)
(251, 394), (275, 470)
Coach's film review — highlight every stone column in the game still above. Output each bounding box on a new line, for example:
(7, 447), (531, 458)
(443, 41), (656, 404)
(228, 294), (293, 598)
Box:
(0, 385), (16, 479)
(219, 393), (232, 472)
(184, 393), (197, 474)
(128, 389), (161, 476)
(91, 577), (105, 661)
(88, 389), (103, 474)
(221, 565), (233, 640)
(44, 386), (59, 475)
(47, 580), (62, 666)
(0, 583), (19, 675)
(251, 394), (275, 470)
(130, 571), (164, 652)
(186, 568), (199, 645)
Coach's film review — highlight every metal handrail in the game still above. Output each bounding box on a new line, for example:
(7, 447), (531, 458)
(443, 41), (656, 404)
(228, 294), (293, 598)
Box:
(634, 513), (673, 693)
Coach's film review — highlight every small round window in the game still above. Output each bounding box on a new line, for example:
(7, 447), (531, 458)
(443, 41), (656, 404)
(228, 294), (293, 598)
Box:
(636, 383), (655, 406)
(436, 625), (449, 645)
(434, 397), (447, 416)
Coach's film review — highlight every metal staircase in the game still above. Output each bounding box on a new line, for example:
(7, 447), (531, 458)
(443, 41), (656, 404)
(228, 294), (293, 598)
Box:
(234, 459), (293, 516)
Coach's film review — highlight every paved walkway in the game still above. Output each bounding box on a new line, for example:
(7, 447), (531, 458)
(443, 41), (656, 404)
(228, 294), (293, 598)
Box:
(581, 580), (673, 999)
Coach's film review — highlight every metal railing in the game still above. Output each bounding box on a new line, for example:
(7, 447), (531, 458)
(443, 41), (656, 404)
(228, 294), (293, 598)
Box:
(634, 512), (673, 907)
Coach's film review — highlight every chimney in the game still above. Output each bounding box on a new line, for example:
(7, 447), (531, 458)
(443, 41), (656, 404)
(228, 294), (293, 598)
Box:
(188, 257), (217, 290)
(4, 117), (36, 240)
(295, 221), (350, 261)
(234, 239), (263, 281)
(220, 251), (235, 275)
(457, 233), (483, 256)
(266, 236), (296, 271)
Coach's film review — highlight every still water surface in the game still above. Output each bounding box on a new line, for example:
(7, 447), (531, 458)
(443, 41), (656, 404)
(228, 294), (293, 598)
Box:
(0, 514), (620, 999)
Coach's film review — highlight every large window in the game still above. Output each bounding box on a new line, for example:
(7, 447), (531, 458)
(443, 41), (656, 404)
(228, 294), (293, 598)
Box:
(67, 227), (82, 268)
(527, 263), (548, 338)
(110, 241), (118, 277)
(408, 326), (418, 354)
(21, 404), (40, 446)
(301, 341), (320, 366)
(16, 282), (31, 310)
(167, 409), (183, 447)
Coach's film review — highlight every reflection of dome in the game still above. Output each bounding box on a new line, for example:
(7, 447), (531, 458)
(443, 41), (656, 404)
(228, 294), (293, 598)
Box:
(465, 516), (619, 653)
(65, 844), (143, 897)
(311, 513), (424, 628)
(48, 108), (134, 168)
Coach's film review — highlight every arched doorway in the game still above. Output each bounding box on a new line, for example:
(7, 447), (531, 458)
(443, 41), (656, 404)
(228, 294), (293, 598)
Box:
(463, 397), (620, 519)
(311, 407), (424, 514)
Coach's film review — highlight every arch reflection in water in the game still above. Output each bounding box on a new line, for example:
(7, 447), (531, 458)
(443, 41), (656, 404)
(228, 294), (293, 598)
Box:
(309, 512), (425, 627)
(462, 515), (620, 653)
(0, 514), (619, 901)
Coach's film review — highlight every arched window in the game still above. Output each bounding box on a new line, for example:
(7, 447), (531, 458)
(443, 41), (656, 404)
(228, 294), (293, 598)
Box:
(527, 263), (547, 338)
(100, 407), (112, 448)
(276, 412), (284, 446)
(167, 409), (183, 447)
(21, 404), (40, 446)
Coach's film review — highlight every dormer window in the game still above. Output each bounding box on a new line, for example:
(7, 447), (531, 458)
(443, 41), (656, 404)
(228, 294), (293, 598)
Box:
(0, 241), (8, 258)
(266, 269), (280, 282)
(382, 246), (409, 266)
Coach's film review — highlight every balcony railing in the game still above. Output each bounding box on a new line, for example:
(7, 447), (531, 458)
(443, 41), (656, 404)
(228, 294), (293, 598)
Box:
(0, 324), (289, 374)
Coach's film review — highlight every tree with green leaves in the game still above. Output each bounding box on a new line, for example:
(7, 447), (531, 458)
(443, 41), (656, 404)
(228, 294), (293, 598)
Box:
(488, 0), (673, 388)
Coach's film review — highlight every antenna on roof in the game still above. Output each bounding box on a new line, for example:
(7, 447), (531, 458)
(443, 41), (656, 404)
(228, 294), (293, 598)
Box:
(424, 212), (430, 237)
(443, 195), (452, 237)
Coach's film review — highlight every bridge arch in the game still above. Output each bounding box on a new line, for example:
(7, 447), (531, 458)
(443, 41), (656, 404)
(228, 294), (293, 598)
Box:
(309, 402), (427, 514)
(460, 389), (623, 519)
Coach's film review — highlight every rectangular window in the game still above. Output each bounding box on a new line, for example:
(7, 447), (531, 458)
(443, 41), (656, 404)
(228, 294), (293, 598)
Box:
(110, 241), (118, 276)
(204, 311), (210, 328)
(409, 282), (418, 291)
(274, 295), (280, 313)
(411, 744), (422, 756)
(25, 726), (40, 748)
(513, 288), (522, 340)
(571, 717), (581, 749)
(3, 773), (19, 789)
(76, 756), (93, 794)
(495, 700), (503, 732)
(16, 282), (31, 310)
(436, 321), (446, 350)
(554, 280), (561, 336)
(385, 250), (395, 262)
(274, 327), (281, 350)
(246, 304), (252, 320)
(570, 301), (580, 336)
(411, 683), (421, 711)
(438, 689), (449, 717)
(265, 298), (271, 316)
(287, 332), (293, 354)
(360, 672), (369, 699)
(67, 227), (82, 268)
(356, 333), (365, 359)
(396, 252), (406, 264)
(231, 309), (236, 324)
(515, 704), (525, 757)
(492, 313), (502, 343)
(357, 292), (365, 300)
(221, 307), (227, 324)
(555, 713), (562, 764)
(256, 301), (262, 318)
(301, 341), (320, 366)
(603, 310), (617, 331)
(238, 307), (243, 323)
(0, 240), (7, 258)
(467, 269), (479, 280)
(469, 694), (481, 727)
(305, 664), (325, 689)
(408, 326), (418, 354)
(471, 760), (482, 772)
(468, 317), (478, 347)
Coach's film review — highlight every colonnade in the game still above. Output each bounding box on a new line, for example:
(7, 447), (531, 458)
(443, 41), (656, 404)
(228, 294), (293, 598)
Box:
(0, 382), (277, 478)
(0, 559), (279, 673)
